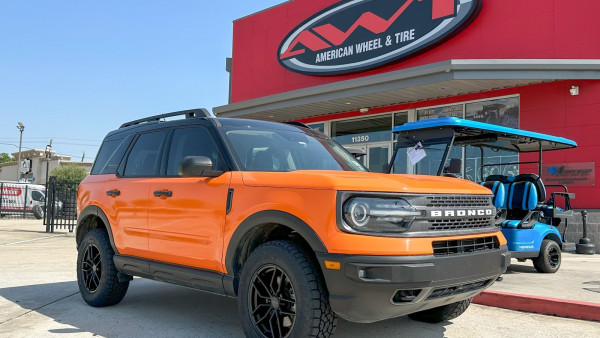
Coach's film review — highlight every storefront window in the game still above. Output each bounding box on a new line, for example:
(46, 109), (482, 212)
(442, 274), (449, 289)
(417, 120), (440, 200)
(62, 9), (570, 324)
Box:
(417, 104), (463, 120)
(307, 123), (325, 133)
(331, 115), (393, 145)
(465, 97), (520, 181)
(465, 97), (519, 129)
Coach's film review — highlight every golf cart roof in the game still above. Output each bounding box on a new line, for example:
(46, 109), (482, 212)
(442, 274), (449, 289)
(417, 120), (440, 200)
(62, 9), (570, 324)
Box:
(393, 117), (577, 152)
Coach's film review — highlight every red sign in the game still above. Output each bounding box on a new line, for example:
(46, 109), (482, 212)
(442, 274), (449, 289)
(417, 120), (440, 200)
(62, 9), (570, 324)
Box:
(542, 162), (595, 187)
(1, 187), (22, 196)
(278, 0), (481, 75)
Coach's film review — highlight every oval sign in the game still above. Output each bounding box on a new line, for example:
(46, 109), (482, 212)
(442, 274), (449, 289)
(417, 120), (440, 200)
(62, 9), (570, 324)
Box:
(278, 0), (481, 76)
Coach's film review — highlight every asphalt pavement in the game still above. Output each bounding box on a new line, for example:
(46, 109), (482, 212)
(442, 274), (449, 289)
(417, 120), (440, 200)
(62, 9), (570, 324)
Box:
(1, 219), (599, 337)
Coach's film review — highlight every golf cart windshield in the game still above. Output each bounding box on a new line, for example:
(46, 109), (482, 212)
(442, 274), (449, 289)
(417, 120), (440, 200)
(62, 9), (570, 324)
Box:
(390, 117), (577, 182)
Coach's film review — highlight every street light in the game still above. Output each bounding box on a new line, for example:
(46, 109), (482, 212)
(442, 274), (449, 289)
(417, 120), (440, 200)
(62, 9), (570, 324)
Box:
(45, 141), (53, 188)
(16, 122), (24, 181)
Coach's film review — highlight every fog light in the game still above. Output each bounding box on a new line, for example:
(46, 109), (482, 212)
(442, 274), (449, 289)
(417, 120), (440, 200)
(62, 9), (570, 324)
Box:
(392, 289), (422, 303)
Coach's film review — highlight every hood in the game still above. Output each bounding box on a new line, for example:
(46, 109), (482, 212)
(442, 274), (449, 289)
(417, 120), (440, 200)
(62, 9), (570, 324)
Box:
(241, 170), (491, 195)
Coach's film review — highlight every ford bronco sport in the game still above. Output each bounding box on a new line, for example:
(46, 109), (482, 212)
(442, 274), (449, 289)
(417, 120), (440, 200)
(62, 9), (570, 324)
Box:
(76, 109), (510, 337)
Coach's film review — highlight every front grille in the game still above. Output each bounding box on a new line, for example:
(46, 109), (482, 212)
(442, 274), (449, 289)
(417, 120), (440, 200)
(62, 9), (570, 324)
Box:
(428, 217), (493, 231)
(432, 236), (499, 256)
(425, 196), (491, 208)
(426, 279), (494, 300)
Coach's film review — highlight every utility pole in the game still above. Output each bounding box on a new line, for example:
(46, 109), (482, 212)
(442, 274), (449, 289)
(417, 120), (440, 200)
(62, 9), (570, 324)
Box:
(16, 122), (24, 181)
(81, 151), (85, 162)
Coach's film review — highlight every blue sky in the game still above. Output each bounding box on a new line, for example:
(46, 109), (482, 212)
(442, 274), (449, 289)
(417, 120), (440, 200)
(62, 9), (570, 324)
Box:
(0, 0), (283, 162)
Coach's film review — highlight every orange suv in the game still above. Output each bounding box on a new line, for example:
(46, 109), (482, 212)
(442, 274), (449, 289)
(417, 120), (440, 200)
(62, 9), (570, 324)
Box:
(76, 109), (510, 337)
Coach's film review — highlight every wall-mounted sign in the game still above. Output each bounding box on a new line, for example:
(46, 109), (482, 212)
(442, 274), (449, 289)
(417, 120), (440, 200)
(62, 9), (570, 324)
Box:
(542, 162), (595, 187)
(278, 0), (481, 76)
(20, 158), (32, 174)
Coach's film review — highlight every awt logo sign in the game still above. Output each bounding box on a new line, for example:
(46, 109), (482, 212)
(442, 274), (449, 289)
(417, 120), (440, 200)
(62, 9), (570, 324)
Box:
(278, 0), (481, 75)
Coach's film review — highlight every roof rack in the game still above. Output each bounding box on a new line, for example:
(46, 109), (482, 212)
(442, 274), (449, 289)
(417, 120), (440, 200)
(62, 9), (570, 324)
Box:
(119, 108), (213, 129)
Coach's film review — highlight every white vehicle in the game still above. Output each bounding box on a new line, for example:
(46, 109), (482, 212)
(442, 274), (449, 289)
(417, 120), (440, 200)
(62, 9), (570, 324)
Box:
(0, 182), (61, 219)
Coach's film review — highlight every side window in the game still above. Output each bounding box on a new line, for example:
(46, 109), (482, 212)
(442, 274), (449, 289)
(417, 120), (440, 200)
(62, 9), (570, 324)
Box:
(99, 135), (134, 175)
(123, 131), (167, 177)
(91, 139), (122, 175)
(166, 127), (224, 176)
(31, 190), (45, 202)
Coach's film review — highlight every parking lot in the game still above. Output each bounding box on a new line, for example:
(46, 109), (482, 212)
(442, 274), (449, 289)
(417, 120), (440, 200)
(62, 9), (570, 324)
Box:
(1, 219), (599, 338)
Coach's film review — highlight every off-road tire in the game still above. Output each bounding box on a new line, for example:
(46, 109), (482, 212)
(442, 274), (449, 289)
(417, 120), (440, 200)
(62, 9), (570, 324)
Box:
(408, 298), (472, 323)
(532, 239), (561, 273)
(238, 240), (337, 337)
(77, 229), (129, 307)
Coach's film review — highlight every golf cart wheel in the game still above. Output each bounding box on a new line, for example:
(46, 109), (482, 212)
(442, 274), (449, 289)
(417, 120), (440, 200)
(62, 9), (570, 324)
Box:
(238, 240), (337, 338)
(408, 298), (472, 323)
(77, 229), (129, 307)
(532, 239), (561, 273)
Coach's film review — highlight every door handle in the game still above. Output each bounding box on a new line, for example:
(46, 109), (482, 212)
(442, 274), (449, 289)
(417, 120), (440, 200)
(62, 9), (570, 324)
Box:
(153, 190), (173, 198)
(106, 189), (120, 197)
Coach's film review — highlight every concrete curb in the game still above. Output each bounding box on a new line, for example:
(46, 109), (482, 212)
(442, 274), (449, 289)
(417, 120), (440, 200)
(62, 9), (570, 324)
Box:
(473, 290), (600, 322)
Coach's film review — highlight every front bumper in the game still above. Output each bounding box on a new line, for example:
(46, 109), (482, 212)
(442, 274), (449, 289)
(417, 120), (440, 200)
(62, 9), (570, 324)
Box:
(316, 246), (510, 323)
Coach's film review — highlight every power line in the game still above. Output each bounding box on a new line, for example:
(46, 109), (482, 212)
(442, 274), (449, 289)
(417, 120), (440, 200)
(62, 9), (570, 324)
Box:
(0, 142), (95, 161)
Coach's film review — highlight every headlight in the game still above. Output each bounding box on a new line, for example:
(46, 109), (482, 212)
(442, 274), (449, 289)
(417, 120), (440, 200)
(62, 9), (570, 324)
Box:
(342, 197), (421, 233)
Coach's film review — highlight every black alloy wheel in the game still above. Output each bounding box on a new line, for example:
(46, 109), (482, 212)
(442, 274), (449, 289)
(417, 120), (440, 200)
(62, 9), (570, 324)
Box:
(81, 243), (102, 293)
(249, 265), (296, 338)
(533, 239), (561, 273)
(77, 229), (129, 307)
(238, 240), (337, 338)
(548, 245), (560, 268)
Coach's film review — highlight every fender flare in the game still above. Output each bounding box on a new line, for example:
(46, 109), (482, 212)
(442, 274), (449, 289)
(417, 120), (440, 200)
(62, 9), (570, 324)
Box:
(543, 228), (563, 249)
(76, 205), (118, 253)
(224, 210), (328, 274)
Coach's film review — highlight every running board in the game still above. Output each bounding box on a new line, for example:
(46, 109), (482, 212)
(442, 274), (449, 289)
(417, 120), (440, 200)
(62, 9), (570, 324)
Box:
(113, 255), (235, 297)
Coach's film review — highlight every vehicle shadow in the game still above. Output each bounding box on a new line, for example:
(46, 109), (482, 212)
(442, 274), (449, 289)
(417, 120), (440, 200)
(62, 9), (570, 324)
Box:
(0, 279), (449, 337)
(505, 264), (538, 274)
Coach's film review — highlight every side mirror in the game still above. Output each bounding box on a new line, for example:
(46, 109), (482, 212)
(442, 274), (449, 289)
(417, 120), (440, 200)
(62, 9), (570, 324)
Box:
(178, 156), (224, 178)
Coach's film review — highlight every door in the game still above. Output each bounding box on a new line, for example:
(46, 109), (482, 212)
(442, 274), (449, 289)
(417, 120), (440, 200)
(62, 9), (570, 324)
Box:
(147, 126), (230, 272)
(342, 143), (392, 173)
(103, 130), (168, 257)
(367, 143), (391, 173)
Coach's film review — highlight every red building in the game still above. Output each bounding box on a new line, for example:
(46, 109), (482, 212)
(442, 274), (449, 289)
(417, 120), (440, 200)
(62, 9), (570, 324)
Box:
(215, 0), (600, 246)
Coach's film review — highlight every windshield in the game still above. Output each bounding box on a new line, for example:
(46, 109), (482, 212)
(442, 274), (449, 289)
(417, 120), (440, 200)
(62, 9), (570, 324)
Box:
(221, 126), (367, 172)
(391, 128), (455, 176)
(391, 129), (519, 181)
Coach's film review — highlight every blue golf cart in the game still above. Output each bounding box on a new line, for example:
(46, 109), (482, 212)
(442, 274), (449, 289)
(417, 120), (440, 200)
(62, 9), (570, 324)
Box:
(389, 117), (577, 273)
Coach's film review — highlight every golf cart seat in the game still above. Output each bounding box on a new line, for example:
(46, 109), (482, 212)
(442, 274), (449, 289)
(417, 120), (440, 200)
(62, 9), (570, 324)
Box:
(485, 175), (516, 209)
(515, 174), (546, 202)
(480, 180), (506, 208)
(483, 179), (538, 228)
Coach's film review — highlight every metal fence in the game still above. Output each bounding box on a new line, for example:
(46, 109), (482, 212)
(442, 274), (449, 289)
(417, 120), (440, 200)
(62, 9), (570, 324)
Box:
(44, 177), (79, 232)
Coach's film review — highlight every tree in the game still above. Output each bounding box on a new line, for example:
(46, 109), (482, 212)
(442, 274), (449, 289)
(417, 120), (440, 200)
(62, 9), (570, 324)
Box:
(50, 164), (88, 183)
(0, 152), (15, 164)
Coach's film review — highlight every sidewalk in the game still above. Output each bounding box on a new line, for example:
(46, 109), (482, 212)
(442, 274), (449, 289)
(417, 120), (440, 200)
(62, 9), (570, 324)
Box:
(473, 252), (600, 321)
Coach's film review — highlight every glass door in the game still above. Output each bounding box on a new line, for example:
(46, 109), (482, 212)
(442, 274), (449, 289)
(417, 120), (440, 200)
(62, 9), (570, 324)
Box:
(367, 143), (391, 173)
